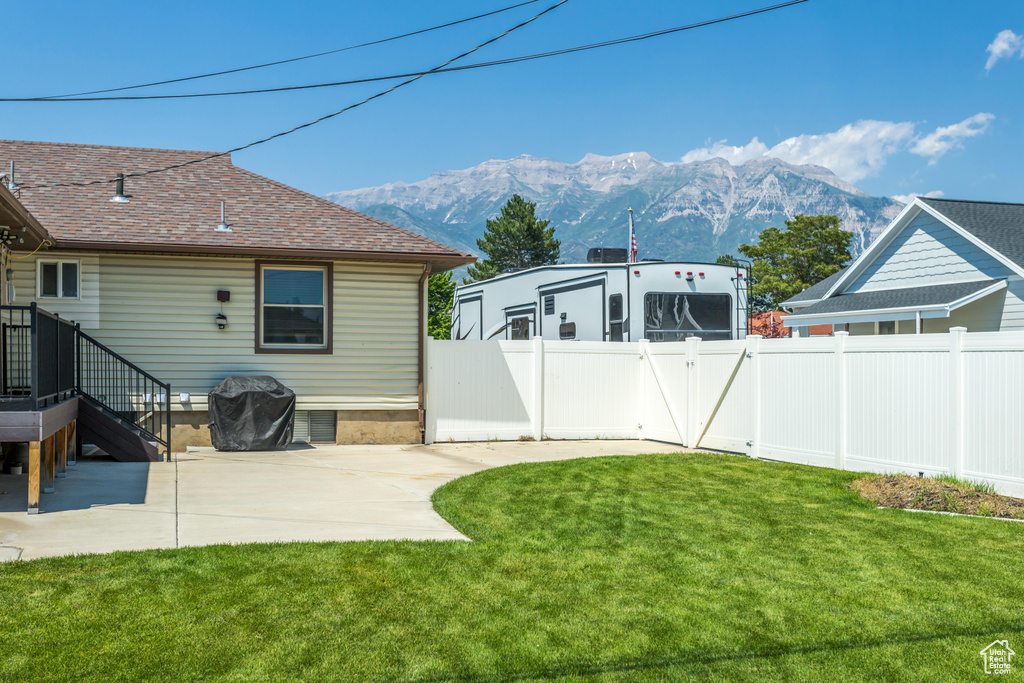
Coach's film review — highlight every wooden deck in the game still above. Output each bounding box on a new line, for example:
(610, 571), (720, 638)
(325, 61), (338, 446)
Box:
(0, 398), (79, 514)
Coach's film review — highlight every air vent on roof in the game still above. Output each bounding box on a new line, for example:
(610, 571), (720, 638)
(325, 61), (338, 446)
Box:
(4, 161), (19, 192)
(215, 201), (232, 232)
(110, 173), (129, 203)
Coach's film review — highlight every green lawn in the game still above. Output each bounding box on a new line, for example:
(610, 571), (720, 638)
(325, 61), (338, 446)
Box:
(2, 452), (1022, 681)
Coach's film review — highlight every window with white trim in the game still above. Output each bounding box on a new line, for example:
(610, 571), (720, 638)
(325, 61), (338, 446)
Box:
(37, 260), (80, 299)
(258, 265), (329, 350)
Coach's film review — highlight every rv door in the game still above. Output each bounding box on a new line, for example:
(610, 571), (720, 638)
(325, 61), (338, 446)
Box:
(455, 294), (483, 340)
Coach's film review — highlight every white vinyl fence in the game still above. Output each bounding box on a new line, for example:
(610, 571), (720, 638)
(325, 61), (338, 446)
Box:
(425, 328), (1024, 497)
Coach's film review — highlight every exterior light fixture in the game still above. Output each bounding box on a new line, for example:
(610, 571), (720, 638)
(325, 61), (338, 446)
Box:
(110, 173), (129, 203)
(215, 201), (232, 232)
(216, 313), (228, 329)
(179, 392), (191, 403)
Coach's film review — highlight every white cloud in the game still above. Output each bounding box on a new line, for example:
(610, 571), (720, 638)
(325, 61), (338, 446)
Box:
(909, 113), (994, 163)
(891, 190), (944, 205)
(680, 137), (769, 165)
(680, 114), (994, 184)
(765, 120), (915, 182)
(985, 29), (1024, 70)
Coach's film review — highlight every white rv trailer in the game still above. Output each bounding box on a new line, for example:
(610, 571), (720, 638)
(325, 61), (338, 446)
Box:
(452, 255), (749, 342)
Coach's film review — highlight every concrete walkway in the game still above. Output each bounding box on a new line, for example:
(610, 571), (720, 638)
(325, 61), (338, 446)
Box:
(0, 440), (686, 561)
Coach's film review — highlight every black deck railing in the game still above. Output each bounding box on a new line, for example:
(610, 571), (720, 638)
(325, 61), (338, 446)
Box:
(0, 303), (171, 454)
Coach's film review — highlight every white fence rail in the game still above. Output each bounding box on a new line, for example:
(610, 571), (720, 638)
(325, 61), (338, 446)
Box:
(425, 328), (1024, 496)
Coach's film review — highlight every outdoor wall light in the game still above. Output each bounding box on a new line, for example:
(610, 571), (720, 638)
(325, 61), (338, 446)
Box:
(179, 392), (191, 403)
(215, 313), (228, 329)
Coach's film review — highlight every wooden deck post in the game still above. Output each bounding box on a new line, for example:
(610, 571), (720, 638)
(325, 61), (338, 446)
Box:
(43, 433), (55, 493)
(56, 425), (68, 478)
(67, 420), (77, 467)
(28, 440), (41, 514)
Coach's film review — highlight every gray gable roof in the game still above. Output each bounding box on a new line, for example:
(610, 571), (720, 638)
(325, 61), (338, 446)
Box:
(782, 268), (848, 305)
(788, 279), (1001, 318)
(920, 198), (1024, 269)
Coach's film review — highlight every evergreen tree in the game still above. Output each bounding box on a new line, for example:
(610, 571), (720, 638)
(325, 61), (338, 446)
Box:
(738, 214), (853, 309)
(467, 195), (559, 281)
(427, 271), (456, 340)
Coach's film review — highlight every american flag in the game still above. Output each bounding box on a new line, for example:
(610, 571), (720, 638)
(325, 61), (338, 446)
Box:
(628, 210), (638, 263)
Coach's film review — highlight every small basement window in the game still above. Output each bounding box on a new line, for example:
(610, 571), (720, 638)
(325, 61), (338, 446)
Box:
(37, 260), (80, 299)
(258, 263), (331, 353)
(292, 410), (337, 444)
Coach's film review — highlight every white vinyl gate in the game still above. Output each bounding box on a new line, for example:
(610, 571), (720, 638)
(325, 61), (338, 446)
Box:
(425, 329), (1024, 497)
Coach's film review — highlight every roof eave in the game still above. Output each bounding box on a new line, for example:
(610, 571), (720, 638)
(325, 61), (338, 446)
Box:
(52, 239), (477, 271)
(784, 280), (1008, 326)
(0, 184), (53, 249)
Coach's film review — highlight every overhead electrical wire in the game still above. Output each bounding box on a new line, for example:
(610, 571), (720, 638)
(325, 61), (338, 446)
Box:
(2, 0), (812, 103)
(37, 0), (544, 99)
(19, 0), (571, 190)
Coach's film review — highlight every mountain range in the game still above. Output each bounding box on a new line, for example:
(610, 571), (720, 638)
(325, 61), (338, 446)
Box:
(325, 152), (906, 266)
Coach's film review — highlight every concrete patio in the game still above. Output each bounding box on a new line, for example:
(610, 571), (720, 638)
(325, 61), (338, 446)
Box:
(0, 440), (686, 561)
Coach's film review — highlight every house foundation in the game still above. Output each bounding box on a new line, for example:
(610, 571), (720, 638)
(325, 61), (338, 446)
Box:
(170, 409), (420, 452)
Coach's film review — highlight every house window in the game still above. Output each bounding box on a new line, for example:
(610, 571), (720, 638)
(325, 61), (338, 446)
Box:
(257, 264), (331, 352)
(644, 292), (731, 341)
(878, 321), (896, 335)
(37, 260), (80, 299)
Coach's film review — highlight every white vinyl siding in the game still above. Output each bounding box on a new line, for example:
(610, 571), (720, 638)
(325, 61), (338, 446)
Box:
(847, 212), (1011, 293)
(11, 251), (421, 411)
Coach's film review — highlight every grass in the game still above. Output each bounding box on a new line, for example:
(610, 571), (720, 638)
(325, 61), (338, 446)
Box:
(2, 452), (1023, 681)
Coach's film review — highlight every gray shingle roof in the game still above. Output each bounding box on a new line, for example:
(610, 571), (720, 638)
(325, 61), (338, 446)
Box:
(921, 198), (1024, 269)
(783, 268), (849, 305)
(787, 279), (1002, 318)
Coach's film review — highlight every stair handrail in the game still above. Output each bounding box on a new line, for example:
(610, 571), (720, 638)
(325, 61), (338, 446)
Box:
(75, 326), (172, 455)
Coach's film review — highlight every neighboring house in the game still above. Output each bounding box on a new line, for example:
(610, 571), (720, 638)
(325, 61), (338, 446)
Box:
(0, 140), (474, 451)
(781, 197), (1024, 336)
(748, 311), (831, 338)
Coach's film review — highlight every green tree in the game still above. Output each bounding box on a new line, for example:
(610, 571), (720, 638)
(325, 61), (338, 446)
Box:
(467, 194), (559, 281)
(715, 253), (740, 266)
(427, 271), (456, 340)
(738, 214), (853, 309)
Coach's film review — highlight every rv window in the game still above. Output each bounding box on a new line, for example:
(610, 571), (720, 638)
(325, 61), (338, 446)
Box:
(609, 294), (623, 322)
(559, 322), (576, 340)
(509, 316), (530, 340)
(644, 293), (731, 341)
(544, 295), (555, 315)
(258, 264), (331, 352)
(609, 323), (623, 342)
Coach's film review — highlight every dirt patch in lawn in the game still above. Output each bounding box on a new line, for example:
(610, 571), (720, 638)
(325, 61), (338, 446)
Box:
(851, 474), (1024, 519)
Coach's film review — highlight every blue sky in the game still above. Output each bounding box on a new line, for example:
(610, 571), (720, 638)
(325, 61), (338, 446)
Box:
(2, 0), (1023, 201)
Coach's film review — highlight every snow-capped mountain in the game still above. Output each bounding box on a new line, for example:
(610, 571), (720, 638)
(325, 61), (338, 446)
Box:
(326, 152), (905, 264)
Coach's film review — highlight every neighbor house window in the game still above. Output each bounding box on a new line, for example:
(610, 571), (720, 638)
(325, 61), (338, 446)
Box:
(257, 263), (331, 353)
(37, 260), (80, 299)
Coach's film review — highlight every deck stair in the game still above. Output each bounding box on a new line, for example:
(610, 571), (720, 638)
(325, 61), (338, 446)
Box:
(77, 398), (160, 462)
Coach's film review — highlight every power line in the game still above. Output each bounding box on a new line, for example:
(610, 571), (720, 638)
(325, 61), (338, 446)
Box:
(38, 0), (543, 99)
(2, 0), (812, 103)
(20, 0), (570, 190)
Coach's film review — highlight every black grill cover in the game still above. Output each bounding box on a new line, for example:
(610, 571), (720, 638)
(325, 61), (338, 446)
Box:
(208, 376), (296, 451)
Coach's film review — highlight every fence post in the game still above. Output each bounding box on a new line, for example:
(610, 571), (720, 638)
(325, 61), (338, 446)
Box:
(424, 336), (436, 445)
(949, 326), (966, 477)
(29, 301), (38, 409)
(685, 336), (700, 448)
(746, 335), (761, 458)
(834, 331), (849, 471)
(532, 336), (544, 441)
